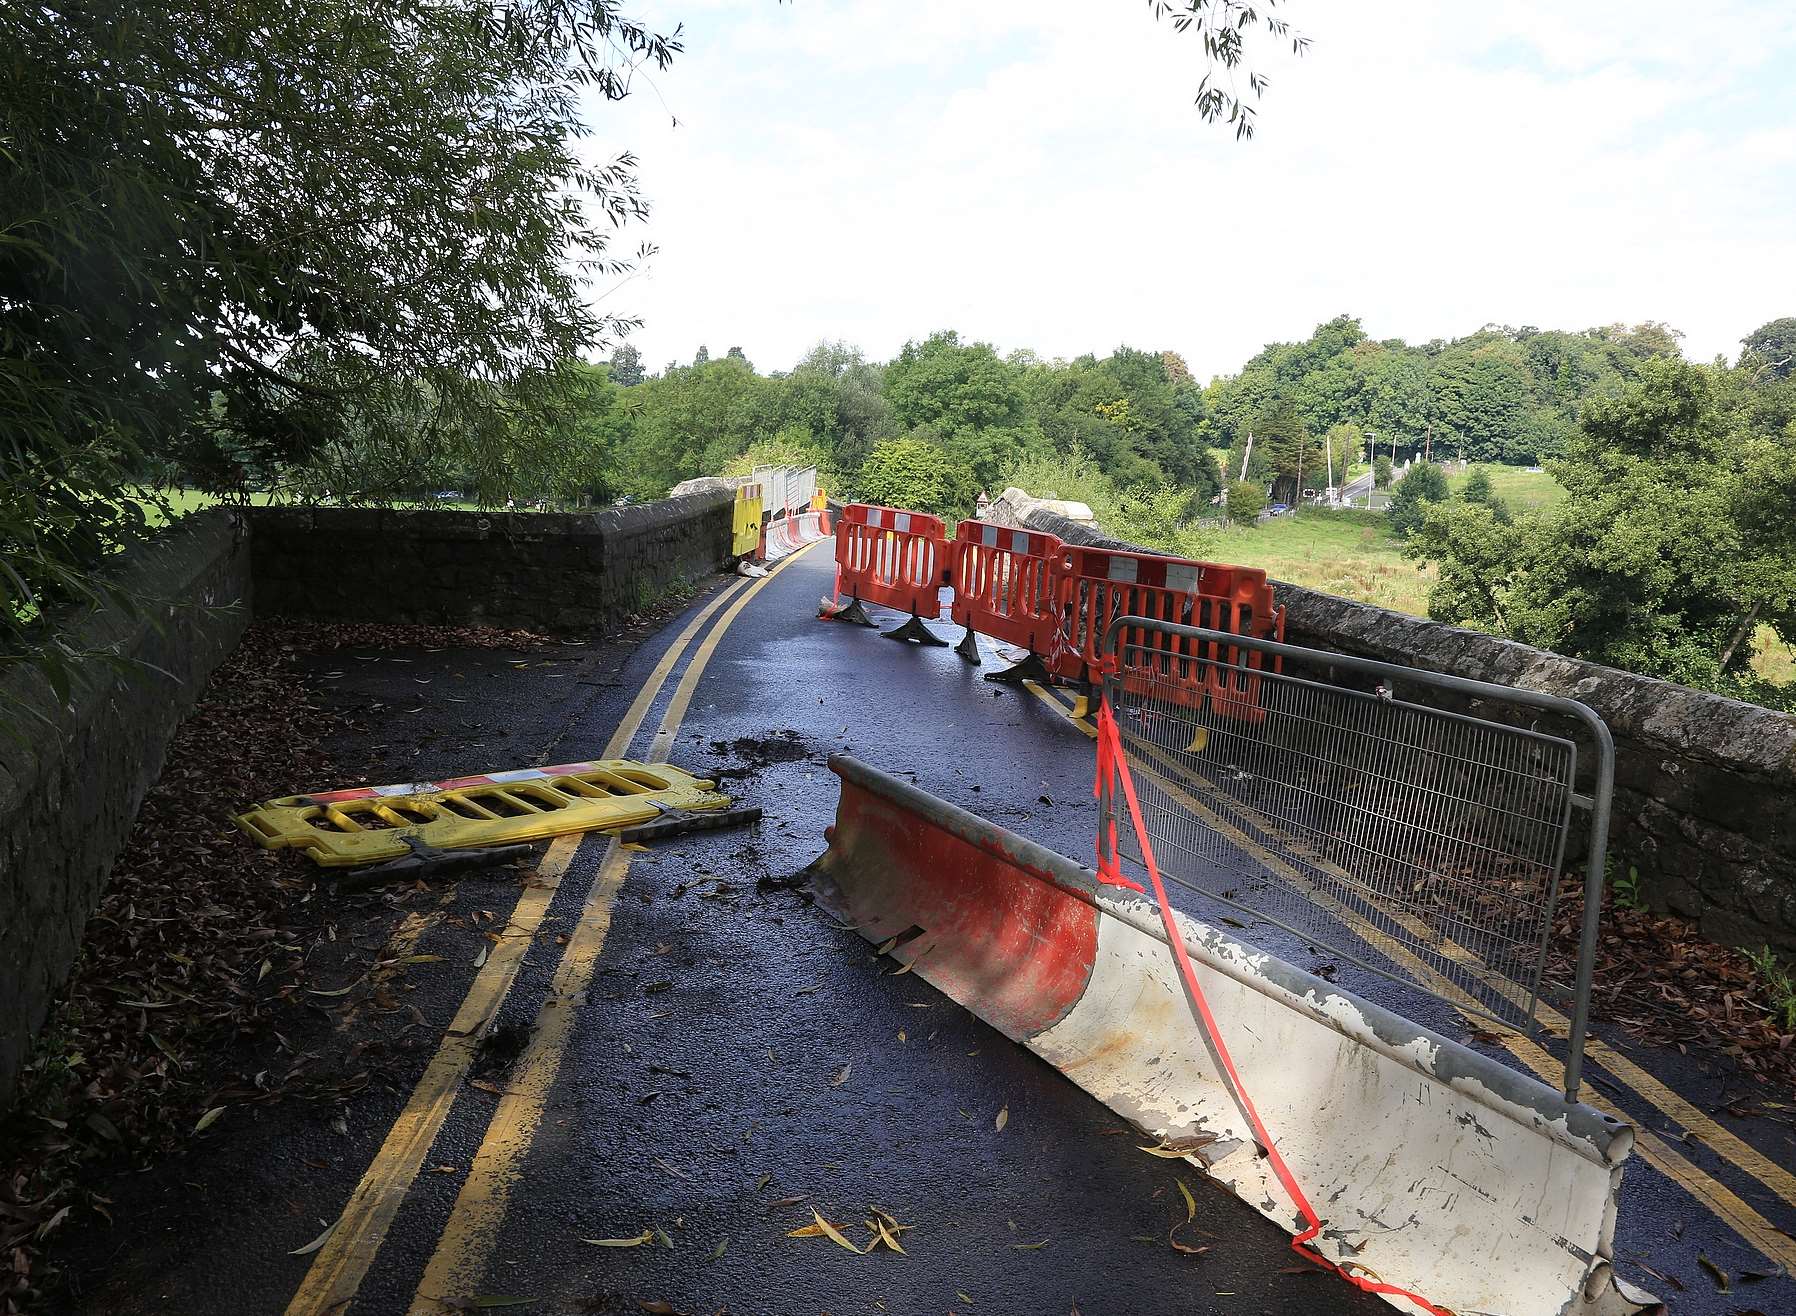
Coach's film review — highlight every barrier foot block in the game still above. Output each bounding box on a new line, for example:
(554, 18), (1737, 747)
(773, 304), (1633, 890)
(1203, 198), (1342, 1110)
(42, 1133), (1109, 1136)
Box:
(954, 629), (982, 665)
(983, 652), (1052, 686)
(882, 613), (948, 646)
(820, 597), (877, 627)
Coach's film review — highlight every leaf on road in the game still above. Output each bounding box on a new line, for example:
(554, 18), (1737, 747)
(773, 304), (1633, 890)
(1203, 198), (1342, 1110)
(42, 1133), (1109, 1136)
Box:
(994, 1105), (1009, 1132)
(708, 1237), (728, 1261)
(1011, 1239), (1049, 1250)
(874, 935), (900, 955)
(581, 1230), (652, 1247)
(831, 1062), (852, 1087)
(957, 1292), (974, 1305)
(789, 1210), (865, 1254)
(1697, 1254), (1731, 1293)
(888, 945), (933, 977)
(1137, 1134), (1218, 1159)
(288, 1217), (339, 1256)
(1176, 1178), (1197, 1222)
(473, 944), (489, 968)
(193, 1106), (225, 1135)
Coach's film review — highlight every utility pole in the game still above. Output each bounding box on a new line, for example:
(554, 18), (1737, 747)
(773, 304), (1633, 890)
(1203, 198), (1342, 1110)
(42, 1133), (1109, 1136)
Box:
(1239, 433), (1254, 482)
(1325, 430), (1334, 503)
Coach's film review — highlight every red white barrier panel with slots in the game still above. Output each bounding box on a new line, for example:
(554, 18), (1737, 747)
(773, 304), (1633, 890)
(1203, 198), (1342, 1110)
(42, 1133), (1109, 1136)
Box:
(819, 503), (949, 640)
(947, 520), (1065, 667)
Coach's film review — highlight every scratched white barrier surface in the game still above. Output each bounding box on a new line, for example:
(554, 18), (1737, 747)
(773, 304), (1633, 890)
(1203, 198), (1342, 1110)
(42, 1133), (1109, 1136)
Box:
(813, 754), (1654, 1316)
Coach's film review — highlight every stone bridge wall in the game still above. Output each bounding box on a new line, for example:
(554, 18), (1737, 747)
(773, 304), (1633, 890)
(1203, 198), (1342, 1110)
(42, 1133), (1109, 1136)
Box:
(991, 489), (1796, 956)
(245, 492), (735, 632)
(0, 511), (253, 1110)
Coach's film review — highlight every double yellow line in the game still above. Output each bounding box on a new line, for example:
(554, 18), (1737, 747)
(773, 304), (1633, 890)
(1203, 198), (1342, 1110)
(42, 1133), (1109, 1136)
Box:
(1024, 680), (1796, 1271)
(287, 545), (815, 1316)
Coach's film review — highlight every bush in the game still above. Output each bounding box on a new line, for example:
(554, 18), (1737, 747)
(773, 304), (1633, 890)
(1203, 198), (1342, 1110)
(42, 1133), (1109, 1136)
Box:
(1373, 455), (1393, 488)
(854, 436), (964, 516)
(1386, 461), (1450, 538)
(722, 428), (842, 498)
(1225, 481), (1265, 525)
(1001, 446), (1212, 558)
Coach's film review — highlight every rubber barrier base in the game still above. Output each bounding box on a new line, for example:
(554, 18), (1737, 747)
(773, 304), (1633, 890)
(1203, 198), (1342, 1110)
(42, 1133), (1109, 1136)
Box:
(819, 596), (876, 627)
(881, 612), (947, 646)
(983, 651), (1051, 686)
(954, 628), (982, 664)
(810, 754), (1652, 1316)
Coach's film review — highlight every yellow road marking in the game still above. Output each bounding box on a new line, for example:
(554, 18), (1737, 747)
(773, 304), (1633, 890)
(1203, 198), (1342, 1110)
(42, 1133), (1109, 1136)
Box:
(284, 572), (756, 1316)
(407, 543), (817, 1311)
(1022, 679), (1796, 1268)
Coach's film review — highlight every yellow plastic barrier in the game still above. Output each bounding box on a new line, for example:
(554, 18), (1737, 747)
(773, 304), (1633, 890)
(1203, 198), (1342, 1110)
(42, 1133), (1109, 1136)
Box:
(233, 759), (731, 867)
(732, 483), (764, 556)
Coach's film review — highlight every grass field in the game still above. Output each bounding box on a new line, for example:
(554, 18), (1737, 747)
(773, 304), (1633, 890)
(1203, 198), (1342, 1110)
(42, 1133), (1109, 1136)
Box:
(1210, 507), (1437, 616)
(1446, 465), (1566, 512)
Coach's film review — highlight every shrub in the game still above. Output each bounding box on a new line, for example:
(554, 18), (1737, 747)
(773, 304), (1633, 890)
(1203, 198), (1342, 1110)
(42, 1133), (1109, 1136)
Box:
(1225, 481), (1266, 525)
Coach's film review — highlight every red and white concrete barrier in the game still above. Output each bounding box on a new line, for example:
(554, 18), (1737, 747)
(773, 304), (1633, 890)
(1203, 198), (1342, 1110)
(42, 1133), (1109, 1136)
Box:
(810, 755), (1653, 1316)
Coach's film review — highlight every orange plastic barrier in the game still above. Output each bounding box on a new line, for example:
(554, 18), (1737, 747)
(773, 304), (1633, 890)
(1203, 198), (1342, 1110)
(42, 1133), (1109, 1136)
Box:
(819, 503), (950, 644)
(1054, 545), (1281, 719)
(947, 521), (1065, 679)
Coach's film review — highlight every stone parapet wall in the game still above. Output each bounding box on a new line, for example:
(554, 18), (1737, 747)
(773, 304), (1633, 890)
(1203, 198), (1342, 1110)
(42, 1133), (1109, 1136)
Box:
(246, 491), (735, 632)
(0, 512), (252, 1110)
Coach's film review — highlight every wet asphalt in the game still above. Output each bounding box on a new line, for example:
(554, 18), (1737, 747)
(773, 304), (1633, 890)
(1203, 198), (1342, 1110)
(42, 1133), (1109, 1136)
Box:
(54, 546), (1796, 1313)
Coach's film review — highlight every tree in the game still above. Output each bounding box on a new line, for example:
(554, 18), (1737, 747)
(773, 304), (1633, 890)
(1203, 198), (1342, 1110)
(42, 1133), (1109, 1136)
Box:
(1253, 399), (1321, 503)
(855, 436), (963, 517)
(1407, 358), (1796, 698)
(1459, 466), (1511, 524)
(694, 345), (711, 366)
(885, 331), (1025, 434)
(2, 0), (678, 652)
(1741, 318), (1796, 381)
(1386, 462), (1450, 537)
(608, 344), (646, 387)
(1373, 455), (1393, 488)
(618, 355), (779, 497)
(1226, 481), (1266, 525)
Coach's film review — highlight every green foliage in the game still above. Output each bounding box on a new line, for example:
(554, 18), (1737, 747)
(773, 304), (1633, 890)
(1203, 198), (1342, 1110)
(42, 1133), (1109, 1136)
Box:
(1743, 946), (1796, 1031)
(1609, 863), (1647, 913)
(1204, 315), (1685, 470)
(1458, 466), (1512, 524)
(1226, 481), (1266, 525)
(1, 0), (677, 651)
(1405, 357), (1796, 698)
(1740, 318), (1796, 381)
(608, 344), (646, 387)
(854, 436), (964, 518)
(616, 356), (780, 498)
(1373, 455), (1393, 487)
(1003, 447), (1212, 559)
(1385, 462), (1450, 538)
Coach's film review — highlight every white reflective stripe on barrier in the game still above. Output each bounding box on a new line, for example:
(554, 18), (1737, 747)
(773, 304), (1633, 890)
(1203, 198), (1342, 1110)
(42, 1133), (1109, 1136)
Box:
(981, 524), (1000, 548)
(1106, 556), (1139, 583)
(1165, 563), (1199, 594)
(1010, 531), (1030, 553)
(893, 512), (911, 533)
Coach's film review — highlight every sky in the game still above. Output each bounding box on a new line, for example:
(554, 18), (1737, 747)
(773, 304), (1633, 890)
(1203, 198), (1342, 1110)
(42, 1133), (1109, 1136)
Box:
(587, 0), (1796, 381)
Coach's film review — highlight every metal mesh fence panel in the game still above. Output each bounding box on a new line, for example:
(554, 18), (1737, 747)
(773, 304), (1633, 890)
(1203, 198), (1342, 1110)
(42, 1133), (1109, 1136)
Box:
(1106, 630), (1580, 1034)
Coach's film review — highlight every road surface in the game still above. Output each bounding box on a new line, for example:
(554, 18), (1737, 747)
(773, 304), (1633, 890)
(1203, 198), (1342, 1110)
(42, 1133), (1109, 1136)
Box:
(53, 541), (1796, 1314)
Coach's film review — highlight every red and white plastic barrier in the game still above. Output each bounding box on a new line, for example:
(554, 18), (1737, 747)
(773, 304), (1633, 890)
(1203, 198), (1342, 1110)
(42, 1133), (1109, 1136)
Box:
(811, 754), (1651, 1316)
(818, 503), (949, 644)
(761, 507), (832, 562)
(946, 520), (1065, 677)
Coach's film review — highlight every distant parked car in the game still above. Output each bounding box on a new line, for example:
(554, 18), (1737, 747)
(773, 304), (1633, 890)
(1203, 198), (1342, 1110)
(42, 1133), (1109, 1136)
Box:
(432, 490), (461, 501)
(1268, 502), (1291, 515)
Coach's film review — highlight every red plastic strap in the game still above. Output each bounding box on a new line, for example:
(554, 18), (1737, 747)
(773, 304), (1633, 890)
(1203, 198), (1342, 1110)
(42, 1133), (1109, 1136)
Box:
(1091, 710), (1143, 893)
(1093, 698), (1448, 1316)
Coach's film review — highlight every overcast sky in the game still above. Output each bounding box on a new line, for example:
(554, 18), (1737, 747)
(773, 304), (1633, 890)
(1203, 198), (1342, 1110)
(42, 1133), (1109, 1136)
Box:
(591, 1), (1796, 381)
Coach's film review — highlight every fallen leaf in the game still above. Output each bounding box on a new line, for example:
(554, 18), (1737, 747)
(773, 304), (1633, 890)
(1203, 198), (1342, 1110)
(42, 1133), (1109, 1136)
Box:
(956, 1293), (974, 1305)
(473, 944), (490, 968)
(995, 1106), (1009, 1132)
(582, 1230), (653, 1247)
(288, 1218), (339, 1256)
(193, 1106), (225, 1135)
(708, 1237), (728, 1261)
(831, 1063), (852, 1087)
(1011, 1239), (1049, 1250)
(1697, 1254), (1731, 1293)
(789, 1210), (865, 1254)
(1176, 1179), (1197, 1223)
